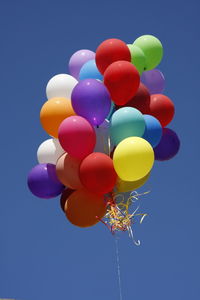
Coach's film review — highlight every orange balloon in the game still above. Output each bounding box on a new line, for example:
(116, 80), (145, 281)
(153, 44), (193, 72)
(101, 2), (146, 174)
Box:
(40, 97), (76, 138)
(56, 153), (83, 189)
(64, 189), (107, 227)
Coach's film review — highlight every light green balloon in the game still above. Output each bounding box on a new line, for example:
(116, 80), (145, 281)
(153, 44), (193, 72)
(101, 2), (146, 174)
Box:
(133, 35), (163, 71)
(127, 44), (146, 75)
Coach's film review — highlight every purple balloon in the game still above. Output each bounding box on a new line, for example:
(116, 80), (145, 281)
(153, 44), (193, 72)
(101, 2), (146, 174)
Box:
(141, 69), (165, 94)
(68, 49), (95, 80)
(27, 164), (64, 199)
(71, 79), (111, 126)
(154, 128), (180, 161)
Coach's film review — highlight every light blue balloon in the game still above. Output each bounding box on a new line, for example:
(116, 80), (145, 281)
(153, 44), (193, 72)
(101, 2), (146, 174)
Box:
(142, 114), (162, 147)
(79, 59), (103, 81)
(110, 107), (145, 145)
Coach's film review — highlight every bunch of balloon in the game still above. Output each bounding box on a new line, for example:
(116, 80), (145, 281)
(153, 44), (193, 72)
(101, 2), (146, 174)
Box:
(27, 35), (180, 237)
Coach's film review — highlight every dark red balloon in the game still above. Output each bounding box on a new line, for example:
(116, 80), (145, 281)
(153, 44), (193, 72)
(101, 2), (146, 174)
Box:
(104, 61), (140, 106)
(118, 83), (151, 112)
(60, 188), (75, 212)
(79, 153), (117, 195)
(95, 38), (131, 74)
(149, 94), (175, 127)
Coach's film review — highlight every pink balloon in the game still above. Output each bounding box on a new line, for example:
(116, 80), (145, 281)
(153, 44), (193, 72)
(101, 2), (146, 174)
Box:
(58, 116), (96, 159)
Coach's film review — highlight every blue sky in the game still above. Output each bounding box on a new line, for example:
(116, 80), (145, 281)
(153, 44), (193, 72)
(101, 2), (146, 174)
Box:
(0, 1), (199, 299)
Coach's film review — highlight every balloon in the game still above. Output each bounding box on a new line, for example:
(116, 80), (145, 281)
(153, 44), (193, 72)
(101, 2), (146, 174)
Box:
(71, 79), (111, 126)
(94, 119), (113, 155)
(46, 74), (78, 99)
(60, 188), (75, 212)
(58, 116), (96, 159)
(120, 83), (151, 114)
(113, 137), (154, 181)
(27, 164), (64, 199)
(79, 153), (117, 195)
(116, 172), (150, 193)
(40, 97), (76, 138)
(69, 49), (95, 79)
(141, 69), (165, 94)
(64, 189), (107, 227)
(133, 35), (163, 70)
(79, 59), (103, 81)
(37, 138), (65, 164)
(142, 115), (162, 148)
(149, 94), (175, 127)
(56, 153), (83, 189)
(110, 107), (145, 145)
(104, 61), (140, 106)
(127, 44), (146, 74)
(154, 128), (180, 161)
(95, 38), (131, 74)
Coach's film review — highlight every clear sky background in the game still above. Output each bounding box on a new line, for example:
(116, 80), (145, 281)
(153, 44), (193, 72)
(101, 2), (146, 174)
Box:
(0, 1), (199, 299)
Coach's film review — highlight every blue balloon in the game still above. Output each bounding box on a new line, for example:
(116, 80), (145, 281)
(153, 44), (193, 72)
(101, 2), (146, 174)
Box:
(110, 107), (145, 145)
(142, 115), (162, 147)
(79, 59), (103, 81)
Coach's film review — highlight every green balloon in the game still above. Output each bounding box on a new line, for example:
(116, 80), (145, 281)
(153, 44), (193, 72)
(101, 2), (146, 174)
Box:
(133, 35), (163, 71)
(127, 44), (146, 75)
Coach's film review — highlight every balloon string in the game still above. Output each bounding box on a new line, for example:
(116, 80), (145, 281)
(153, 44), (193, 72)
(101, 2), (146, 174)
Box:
(103, 133), (107, 155)
(98, 127), (110, 156)
(115, 235), (123, 300)
(108, 136), (111, 157)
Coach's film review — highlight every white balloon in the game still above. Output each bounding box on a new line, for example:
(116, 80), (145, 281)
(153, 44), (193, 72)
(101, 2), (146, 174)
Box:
(94, 119), (114, 155)
(37, 139), (65, 164)
(46, 74), (78, 99)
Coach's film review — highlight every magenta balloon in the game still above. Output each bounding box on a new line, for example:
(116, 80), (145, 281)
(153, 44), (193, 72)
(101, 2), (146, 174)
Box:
(141, 69), (165, 94)
(27, 164), (64, 199)
(58, 116), (96, 159)
(71, 79), (111, 126)
(68, 49), (95, 79)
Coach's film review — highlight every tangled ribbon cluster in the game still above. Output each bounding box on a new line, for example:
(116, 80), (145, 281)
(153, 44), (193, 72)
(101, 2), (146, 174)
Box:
(99, 191), (149, 245)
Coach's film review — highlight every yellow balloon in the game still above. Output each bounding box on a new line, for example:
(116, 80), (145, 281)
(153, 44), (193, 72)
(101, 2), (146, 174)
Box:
(40, 97), (76, 138)
(116, 172), (150, 193)
(113, 137), (154, 181)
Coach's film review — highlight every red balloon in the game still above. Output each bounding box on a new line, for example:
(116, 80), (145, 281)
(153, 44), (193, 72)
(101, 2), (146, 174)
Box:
(104, 61), (140, 106)
(79, 153), (117, 195)
(60, 188), (74, 212)
(149, 94), (175, 127)
(119, 83), (151, 113)
(95, 38), (131, 74)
